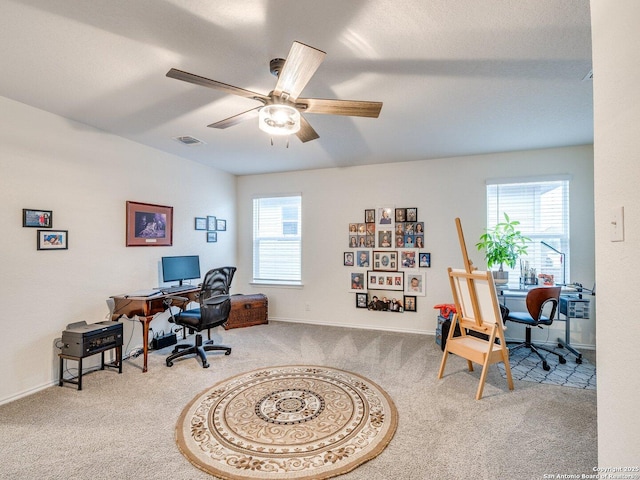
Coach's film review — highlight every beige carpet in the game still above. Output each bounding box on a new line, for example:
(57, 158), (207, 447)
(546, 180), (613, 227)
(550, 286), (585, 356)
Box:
(177, 365), (398, 480)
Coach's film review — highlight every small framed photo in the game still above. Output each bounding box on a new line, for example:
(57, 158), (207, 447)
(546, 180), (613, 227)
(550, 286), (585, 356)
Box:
(373, 250), (398, 271)
(350, 272), (366, 292)
(126, 201), (173, 247)
(207, 231), (218, 243)
(367, 270), (404, 291)
(356, 250), (371, 268)
(194, 217), (207, 230)
(395, 208), (406, 223)
(207, 216), (217, 231)
(355, 292), (368, 309)
(37, 230), (68, 250)
(405, 272), (426, 296)
(344, 252), (354, 266)
(399, 249), (418, 269)
(365, 209), (375, 223)
(419, 252), (431, 268)
(23, 209), (53, 228)
(377, 231), (393, 248)
(376, 206), (394, 227)
(216, 219), (227, 231)
(403, 295), (417, 312)
(406, 208), (418, 222)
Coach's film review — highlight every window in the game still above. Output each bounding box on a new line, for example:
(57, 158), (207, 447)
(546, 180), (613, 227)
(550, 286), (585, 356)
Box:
(252, 195), (302, 284)
(486, 177), (570, 286)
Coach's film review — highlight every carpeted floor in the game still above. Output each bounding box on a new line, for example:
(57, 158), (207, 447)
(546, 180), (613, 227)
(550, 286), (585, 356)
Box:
(0, 321), (597, 480)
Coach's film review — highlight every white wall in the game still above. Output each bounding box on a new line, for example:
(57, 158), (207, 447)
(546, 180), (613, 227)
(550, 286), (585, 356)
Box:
(236, 145), (595, 345)
(591, 0), (640, 465)
(0, 96), (236, 404)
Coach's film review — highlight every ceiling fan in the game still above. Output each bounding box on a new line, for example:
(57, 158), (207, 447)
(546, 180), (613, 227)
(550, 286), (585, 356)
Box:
(166, 41), (383, 143)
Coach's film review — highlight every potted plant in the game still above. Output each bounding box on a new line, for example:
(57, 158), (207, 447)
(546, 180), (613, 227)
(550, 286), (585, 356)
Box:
(476, 213), (530, 285)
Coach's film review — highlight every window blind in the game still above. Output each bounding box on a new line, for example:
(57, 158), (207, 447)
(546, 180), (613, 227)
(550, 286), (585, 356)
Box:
(252, 195), (302, 284)
(486, 177), (570, 286)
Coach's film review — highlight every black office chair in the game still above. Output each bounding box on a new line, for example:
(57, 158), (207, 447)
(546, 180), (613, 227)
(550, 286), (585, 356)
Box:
(506, 286), (566, 371)
(165, 267), (236, 368)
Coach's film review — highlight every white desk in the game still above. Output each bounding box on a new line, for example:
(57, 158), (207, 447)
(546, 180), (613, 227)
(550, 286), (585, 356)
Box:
(496, 287), (591, 364)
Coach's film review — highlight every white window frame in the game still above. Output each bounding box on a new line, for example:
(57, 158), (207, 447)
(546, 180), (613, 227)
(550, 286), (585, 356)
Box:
(252, 194), (302, 286)
(485, 176), (571, 287)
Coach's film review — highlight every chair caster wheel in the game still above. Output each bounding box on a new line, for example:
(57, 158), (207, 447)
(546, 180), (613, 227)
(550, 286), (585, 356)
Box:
(543, 362), (550, 371)
(166, 361), (173, 367)
(576, 358), (583, 364)
(225, 350), (231, 355)
(202, 363), (210, 368)
(559, 357), (566, 364)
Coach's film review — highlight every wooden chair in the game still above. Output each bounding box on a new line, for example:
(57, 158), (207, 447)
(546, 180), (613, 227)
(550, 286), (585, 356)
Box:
(437, 268), (514, 399)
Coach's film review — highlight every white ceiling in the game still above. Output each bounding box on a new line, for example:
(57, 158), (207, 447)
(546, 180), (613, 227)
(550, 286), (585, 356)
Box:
(0, 0), (593, 176)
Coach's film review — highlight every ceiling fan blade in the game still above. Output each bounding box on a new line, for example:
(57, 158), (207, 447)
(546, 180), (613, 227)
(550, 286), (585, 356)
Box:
(273, 42), (326, 101)
(207, 107), (261, 129)
(297, 98), (383, 118)
(296, 115), (320, 143)
(167, 68), (268, 102)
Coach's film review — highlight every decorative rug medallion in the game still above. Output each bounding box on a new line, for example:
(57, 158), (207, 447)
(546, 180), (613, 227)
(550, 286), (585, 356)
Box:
(176, 365), (398, 480)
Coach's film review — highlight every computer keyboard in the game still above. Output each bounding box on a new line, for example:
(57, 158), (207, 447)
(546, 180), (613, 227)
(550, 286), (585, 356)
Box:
(162, 284), (197, 293)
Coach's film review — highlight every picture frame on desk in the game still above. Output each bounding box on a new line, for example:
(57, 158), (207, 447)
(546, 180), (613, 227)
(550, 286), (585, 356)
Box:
(37, 229), (68, 250)
(23, 208), (53, 228)
(126, 201), (173, 247)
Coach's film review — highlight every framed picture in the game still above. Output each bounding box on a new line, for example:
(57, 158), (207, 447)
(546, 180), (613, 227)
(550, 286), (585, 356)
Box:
(419, 252), (431, 268)
(403, 295), (417, 312)
(406, 208), (418, 222)
(355, 292), (368, 309)
(367, 270), (404, 291)
(373, 250), (398, 271)
(414, 234), (425, 249)
(207, 231), (218, 243)
(376, 206), (394, 227)
(194, 217), (207, 230)
(37, 230), (68, 250)
(395, 208), (406, 223)
(377, 231), (393, 248)
(126, 201), (173, 247)
(23, 209), (52, 228)
(350, 272), (366, 292)
(399, 249), (418, 269)
(344, 252), (355, 266)
(365, 209), (375, 223)
(216, 219), (227, 231)
(207, 216), (217, 231)
(405, 272), (426, 296)
(356, 250), (371, 268)
(349, 235), (358, 248)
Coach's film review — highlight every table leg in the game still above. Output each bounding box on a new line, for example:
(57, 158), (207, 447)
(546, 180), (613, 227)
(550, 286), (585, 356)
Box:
(139, 316), (151, 373)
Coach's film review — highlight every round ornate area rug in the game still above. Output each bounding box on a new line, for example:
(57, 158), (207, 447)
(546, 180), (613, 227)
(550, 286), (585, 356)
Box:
(176, 365), (398, 480)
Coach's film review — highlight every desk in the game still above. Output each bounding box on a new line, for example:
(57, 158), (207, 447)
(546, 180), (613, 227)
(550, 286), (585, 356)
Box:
(497, 288), (590, 363)
(110, 289), (199, 372)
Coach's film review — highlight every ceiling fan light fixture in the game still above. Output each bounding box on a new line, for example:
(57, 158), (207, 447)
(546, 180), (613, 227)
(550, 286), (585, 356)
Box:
(259, 104), (300, 136)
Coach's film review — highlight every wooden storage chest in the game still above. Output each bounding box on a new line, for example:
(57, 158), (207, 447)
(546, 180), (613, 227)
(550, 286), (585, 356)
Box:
(224, 294), (268, 329)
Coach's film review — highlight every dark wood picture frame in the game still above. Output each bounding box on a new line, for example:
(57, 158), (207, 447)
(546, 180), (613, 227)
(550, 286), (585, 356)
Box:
(23, 209), (53, 228)
(355, 292), (368, 309)
(37, 229), (68, 250)
(403, 295), (417, 312)
(126, 201), (173, 247)
(195, 217), (207, 230)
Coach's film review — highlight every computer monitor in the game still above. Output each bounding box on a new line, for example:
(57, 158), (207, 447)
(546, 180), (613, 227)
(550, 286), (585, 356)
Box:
(161, 255), (201, 286)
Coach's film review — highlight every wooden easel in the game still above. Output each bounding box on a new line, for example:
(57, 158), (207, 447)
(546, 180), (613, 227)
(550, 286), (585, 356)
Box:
(437, 218), (514, 400)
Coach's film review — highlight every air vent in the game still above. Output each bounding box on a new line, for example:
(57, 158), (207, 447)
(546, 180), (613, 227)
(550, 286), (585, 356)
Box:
(172, 135), (205, 146)
(582, 69), (593, 81)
